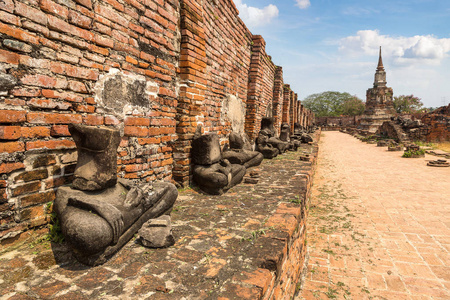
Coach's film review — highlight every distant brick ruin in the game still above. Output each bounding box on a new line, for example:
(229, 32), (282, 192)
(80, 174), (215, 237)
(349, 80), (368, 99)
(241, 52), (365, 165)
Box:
(377, 105), (450, 143)
(318, 47), (449, 143)
(359, 47), (395, 133)
(0, 0), (314, 241)
(316, 116), (361, 130)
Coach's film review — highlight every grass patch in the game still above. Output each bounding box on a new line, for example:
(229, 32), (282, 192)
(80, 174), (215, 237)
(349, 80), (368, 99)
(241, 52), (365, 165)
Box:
(325, 287), (338, 299)
(402, 148), (425, 158)
(322, 248), (335, 255)
(288, 195), (302, 204)
(45, 202), (64, 244)
(241, 226), (275, 242)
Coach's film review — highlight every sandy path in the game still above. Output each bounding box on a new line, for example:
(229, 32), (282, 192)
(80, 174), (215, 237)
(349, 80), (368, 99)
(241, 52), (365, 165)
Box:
(297, 131), (450, 300)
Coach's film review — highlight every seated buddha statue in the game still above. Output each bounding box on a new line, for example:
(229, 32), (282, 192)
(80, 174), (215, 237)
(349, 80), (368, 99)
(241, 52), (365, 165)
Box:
(255, 129), (279, 159)
(258, 117), (289, 154)
(54, 124), (178, 266)
(279, 122), (299, 151)
(222, 131), (263, 168)
(192, 133), (246, 195)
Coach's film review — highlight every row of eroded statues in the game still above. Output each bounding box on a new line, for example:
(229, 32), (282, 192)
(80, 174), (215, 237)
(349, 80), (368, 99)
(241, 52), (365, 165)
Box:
(192, 117), (313, 194)
(54, 117), (313, 266)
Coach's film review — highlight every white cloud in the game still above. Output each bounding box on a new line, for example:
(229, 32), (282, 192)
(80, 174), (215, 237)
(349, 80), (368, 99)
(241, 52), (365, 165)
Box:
(234, 0), (279, 28)
(339, 30), (450, 65)
(295, 0), (311, 9)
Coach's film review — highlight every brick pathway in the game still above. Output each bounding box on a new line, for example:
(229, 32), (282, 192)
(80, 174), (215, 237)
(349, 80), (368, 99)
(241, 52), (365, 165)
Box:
(297, 131), (450, 300)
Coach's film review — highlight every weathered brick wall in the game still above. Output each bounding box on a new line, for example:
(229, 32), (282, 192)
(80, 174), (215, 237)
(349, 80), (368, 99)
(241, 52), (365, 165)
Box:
(172, 0), (205, 184)
(296, 99), (302, 129)
(298, 104), (304, 128)
(1, 0), (315, 244)
(245, 35), (276, 142)
(272, 66), (284, 130)
(282, 84), (291, 124)
(289, 91), (296, 132)
(173, 0), (253, 185)
(202, 0), (252, 136)
(0, 0), (180, 240)
(316, 116), (361, 127)
(376, 121), (407, 142)
(421, 104), (450, 142)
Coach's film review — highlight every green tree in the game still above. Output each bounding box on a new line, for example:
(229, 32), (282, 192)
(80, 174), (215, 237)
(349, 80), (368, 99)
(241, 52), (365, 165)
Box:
(342, 97), (365, 116)
(393, 95), (424, 113)
(302, 91), (364, 117)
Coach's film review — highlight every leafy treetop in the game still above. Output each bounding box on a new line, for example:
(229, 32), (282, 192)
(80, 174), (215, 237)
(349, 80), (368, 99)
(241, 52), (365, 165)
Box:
(393, 95), (424, 114)
(302, 91), (365, 117)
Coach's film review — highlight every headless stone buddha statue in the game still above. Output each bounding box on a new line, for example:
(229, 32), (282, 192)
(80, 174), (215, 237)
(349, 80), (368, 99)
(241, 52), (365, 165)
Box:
(192, 133), (246, 195)
(279, 122), (299, 151)
(222, 131), (263, 168)
(290, 122), (303, 148)
(293, 122), (313, 143)
(54, 124), (178, 266)
(257, 117), (288, 155)
(255, 129), (279, 159)
(293, 123), (303, 136)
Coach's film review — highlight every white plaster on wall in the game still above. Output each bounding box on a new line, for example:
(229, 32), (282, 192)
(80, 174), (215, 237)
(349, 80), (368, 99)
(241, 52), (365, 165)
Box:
(94, 68), (159, 119)
(221, 94), (246, 134)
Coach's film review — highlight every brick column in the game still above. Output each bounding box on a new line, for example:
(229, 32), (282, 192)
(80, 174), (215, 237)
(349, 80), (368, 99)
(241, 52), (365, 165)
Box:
(289, 92), (298, 133)
(245, 35), (264, 141)
(282, 84), (291, 124)
(272, 66), (284, 131)
(299, 105), (305, 129)
(244, 35), (276, 141)
(173, 0), (207, 186)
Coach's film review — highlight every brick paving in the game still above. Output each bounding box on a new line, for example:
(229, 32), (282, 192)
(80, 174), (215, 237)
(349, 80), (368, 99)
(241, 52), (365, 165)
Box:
(297, 131), (450, 300)
(0, 140), (318, 300)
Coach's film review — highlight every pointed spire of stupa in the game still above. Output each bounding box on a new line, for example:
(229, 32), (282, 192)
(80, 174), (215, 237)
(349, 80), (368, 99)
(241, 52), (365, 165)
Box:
(377, 46), (384, 71)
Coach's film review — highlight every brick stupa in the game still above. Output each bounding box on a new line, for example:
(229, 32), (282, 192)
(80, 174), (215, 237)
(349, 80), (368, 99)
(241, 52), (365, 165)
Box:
(359, 47), (395, 133)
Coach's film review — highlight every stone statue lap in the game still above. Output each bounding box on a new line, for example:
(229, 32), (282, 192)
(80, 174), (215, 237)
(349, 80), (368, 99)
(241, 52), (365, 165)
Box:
(222, 132), (263, 168)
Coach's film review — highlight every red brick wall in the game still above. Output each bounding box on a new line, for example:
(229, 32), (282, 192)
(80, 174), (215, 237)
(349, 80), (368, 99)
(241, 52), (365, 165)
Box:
(173, 0), (253, 185)
(172, 0), (206, 184)
(202, 0), (252, 136)
(421, 104), (450, 142)
(296, 98), (301, 129)
(0, 0), (314, 246)
(282, 84), (291, 124)
(289, 91), (295, 132)
(272, 66), (284, 131)
(245, 35), (276, 141)
(0, 0), (180, 239)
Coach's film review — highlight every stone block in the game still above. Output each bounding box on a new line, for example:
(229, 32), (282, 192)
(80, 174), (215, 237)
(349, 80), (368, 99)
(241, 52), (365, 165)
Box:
(138, 215), (175, 248)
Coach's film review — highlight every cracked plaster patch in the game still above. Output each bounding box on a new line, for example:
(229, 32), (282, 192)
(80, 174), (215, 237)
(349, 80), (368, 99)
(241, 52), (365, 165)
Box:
(94, 69), (159, 119)
(221, 94), (246, 134)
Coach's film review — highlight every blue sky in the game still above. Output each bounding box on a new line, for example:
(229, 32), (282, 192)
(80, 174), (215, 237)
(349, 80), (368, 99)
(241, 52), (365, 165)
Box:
(235, 0), (450, 108)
